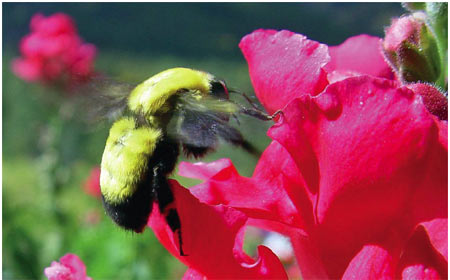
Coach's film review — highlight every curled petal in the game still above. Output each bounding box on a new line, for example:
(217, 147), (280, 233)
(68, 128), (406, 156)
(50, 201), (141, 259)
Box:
(252, 141), (315, 229)
(239, 29), (330, 114)
(180, 141), (310, 229)
(147, 180), (287, 279)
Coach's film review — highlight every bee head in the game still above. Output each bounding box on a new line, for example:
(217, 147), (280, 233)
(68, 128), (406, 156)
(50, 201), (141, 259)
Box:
(210, 79), (229, 100)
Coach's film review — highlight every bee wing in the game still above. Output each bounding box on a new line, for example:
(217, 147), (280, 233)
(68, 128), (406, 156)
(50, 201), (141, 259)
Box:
(167, 93), (259, 156)
(75, 76), (136, 124)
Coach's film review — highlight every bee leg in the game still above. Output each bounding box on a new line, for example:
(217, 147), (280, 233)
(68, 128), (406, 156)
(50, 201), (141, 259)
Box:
(228, 89), (261, 111)
(240, 92), (260, 110)
(239, 106), (273, 121)
(166, 208), (186, 256)
(231, 113), (241, 125)
(270, 109), (284, 119)
(153, 165), (187, 256)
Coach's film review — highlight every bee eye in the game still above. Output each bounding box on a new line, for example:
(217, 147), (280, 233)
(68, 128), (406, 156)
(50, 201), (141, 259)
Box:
(210, 80), (229, 99)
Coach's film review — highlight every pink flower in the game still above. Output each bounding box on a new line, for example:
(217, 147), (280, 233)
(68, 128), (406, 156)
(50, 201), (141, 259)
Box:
(11, 13), (96, 91)
(44, 253), (91, 280)
(325, 34), (396, 82)
(148, 180), (288, 279)
(83, 166), (101, 198)
(149, 29), (447, 279)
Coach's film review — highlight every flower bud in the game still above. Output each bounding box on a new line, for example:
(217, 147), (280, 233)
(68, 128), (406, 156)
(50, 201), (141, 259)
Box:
(383, 13), (441, 84)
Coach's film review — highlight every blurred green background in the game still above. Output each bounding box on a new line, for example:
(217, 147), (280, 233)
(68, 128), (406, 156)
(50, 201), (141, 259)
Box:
(3, 3), (404, 279)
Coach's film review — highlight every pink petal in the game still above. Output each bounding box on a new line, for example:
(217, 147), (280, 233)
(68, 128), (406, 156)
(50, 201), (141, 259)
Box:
(324, 34), (395, 80)
(269, 76), (446, 277)
(402, 265), (441, 280)
(398, 226), (447, 279)
(70, 43), (97, 76)
(42, 59), (65, 81)
(30, 13), (45, 32)
(31, 13), (77, 36)
(438, 121), (447, 149)
(77, 43), (97, 60)
(182, 268), (205, 280)
(11, 57), (42, 81)
(326, 69), (363, 84)
(83, 167), (102, 198)
(421, 218), (448, 262)
(178, 158), (231, 180)
(252, 141), (315, 229)
(239, 29), (330, 114)
(44, 261), (72, 280)
(59, 254), (89, 280)
(181, 141), (311, 229)
(147, 180), (287, 279)
(44, 253), (91, 280)
(20, 33), (46, 58)
(289, 231), (329, 279)
(342, 245), (395, 280)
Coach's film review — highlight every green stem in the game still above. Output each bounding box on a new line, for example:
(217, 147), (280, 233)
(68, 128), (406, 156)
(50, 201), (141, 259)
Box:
(426, 2), (448, 90)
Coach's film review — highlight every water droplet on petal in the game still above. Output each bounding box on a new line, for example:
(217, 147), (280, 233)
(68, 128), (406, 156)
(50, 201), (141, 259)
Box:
(315, 92), (342, 119)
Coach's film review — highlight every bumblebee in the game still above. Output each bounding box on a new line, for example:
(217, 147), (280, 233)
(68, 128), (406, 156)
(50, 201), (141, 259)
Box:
(98, 68), (272, 256)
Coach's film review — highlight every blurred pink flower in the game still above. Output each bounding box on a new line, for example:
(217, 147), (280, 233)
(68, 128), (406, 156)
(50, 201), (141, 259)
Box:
(12, 13), (96, 91)
(83, 166), (101, 198)
(44, 253), (91, 280)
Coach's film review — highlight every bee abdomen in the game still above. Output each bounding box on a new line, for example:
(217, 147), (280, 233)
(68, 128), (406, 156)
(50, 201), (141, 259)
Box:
(100, 117), (163, 231)
(101, 178), (153, 232)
